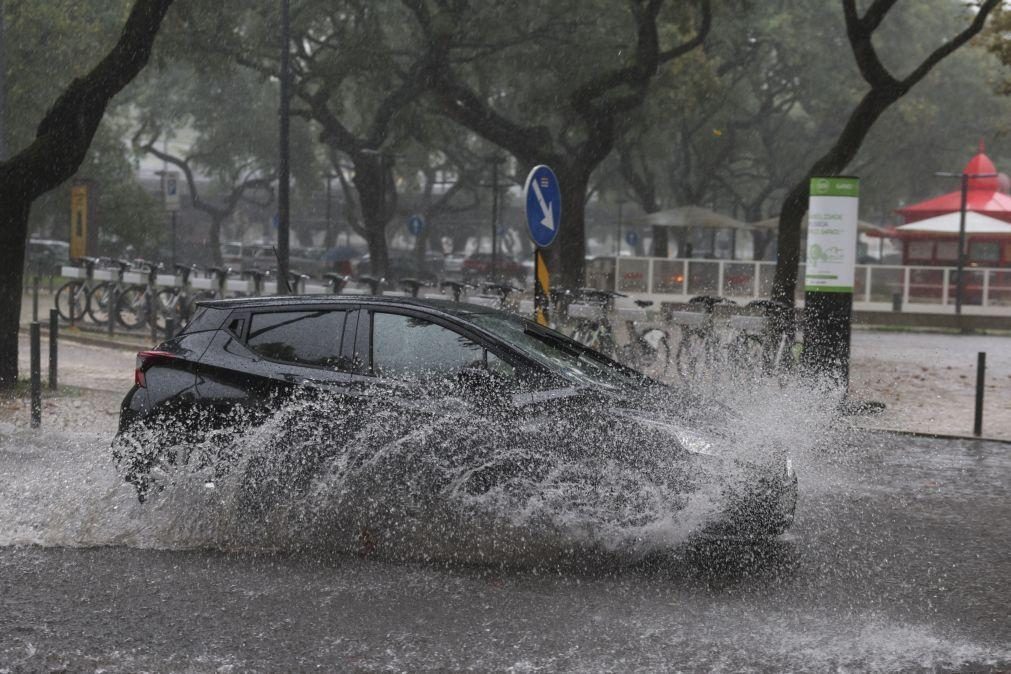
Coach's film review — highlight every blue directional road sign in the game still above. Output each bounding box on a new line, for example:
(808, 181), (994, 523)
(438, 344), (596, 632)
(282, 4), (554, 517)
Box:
(523, 165), (561, 248)
(407, 214), (425, 236)
(625, 230), (639, 247)
(271, 212), (280, 230)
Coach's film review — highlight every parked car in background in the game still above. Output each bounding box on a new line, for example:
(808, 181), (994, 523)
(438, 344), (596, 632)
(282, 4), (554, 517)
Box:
(221, 241), (244, 267)
(462, 253), (526, 282)
(356, 252), (441, 282)
(26, 239), (71, 275)
(443, 253), (467, 275)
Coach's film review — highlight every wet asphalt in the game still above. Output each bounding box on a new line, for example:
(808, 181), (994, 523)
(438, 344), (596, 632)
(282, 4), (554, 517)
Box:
(1, 430), (1008, 672)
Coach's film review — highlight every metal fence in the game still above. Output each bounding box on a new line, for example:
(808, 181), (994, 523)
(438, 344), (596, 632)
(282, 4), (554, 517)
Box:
(614, 257), (1011, 316)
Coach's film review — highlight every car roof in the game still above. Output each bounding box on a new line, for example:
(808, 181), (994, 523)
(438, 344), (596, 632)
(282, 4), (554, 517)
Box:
(197, 294), (505, 320)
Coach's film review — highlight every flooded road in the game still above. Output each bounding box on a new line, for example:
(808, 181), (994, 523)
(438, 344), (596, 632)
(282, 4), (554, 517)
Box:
(2, 416), (1008, 671)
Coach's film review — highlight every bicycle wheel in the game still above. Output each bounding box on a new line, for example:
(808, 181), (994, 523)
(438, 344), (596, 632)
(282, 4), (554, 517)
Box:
(86, 282), (114, 324)
(55, 281), (86, 322)
(675, 329), (708, 381)
(155, 288), (186, 331)
(729, 334), (764, 376)
(115, 285), (149, 330)
(640, 328), (671, 376)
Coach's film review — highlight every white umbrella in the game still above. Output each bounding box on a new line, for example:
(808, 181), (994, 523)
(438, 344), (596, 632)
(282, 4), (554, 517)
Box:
(629, 205), (753, 230)
(896, 211), (1011, 234)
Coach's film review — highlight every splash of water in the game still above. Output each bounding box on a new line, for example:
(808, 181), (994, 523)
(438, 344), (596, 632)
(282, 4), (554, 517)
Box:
(1, 365), (843, 562)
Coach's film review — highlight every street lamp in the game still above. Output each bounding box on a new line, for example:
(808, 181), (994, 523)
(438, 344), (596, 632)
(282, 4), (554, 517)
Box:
(614, 199), (626, 258)
(277, 0), (292, 292)
(934, 169), (997, 315)
(324, 171), (336, 247)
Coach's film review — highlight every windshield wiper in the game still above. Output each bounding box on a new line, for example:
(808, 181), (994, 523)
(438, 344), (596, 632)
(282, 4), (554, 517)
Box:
(523, 326), (583, 356)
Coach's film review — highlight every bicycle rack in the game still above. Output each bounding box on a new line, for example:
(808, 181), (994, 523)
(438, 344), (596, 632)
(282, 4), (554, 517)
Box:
(60, 266), (86, 279)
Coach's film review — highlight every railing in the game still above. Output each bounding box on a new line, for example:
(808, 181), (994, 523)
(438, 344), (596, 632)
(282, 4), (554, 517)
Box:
(614, 257), (1011, 315)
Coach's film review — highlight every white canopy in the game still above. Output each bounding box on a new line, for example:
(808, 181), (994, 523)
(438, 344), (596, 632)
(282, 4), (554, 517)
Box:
(628, 206), (753, 230)
(896, 211), (1011, 234)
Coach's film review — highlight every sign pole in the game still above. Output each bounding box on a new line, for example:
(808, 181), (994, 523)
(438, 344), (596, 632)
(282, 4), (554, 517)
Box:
(277, 0), (292, 292)
(534, 249), (550, 326)
(801, 176), (859, 386)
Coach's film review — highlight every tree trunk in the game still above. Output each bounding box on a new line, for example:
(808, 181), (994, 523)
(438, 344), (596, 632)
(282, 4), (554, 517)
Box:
(451, 228), (469, 254)
(771, 86), (900, 304)
(209, 214), (225, 267)
(556, 167), (590, 290)
(0, 194), (29, 387)
(770, 181), (808, 303)
(352, 157), (392, 279)
(651, 226), (669, 258)
(323, 211), (338, 249)
(0, 0), (174, 390)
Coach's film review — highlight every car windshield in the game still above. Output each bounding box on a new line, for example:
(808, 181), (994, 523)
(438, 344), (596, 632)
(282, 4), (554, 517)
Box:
(466, 312), (643, 389)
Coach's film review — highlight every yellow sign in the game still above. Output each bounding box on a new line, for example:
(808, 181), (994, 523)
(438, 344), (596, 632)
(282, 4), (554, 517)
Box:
(70, 185), (88, 259)
(534, 249), (550, 326)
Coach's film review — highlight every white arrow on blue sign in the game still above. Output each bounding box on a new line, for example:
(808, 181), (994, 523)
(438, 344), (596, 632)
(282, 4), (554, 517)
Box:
(523, 165), (561, 248)
(625, 230), (639, 247)
(407, 214), (425, 236)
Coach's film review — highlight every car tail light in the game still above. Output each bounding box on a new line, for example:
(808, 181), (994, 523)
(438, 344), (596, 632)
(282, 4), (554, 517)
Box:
(134, 350), (177, 388)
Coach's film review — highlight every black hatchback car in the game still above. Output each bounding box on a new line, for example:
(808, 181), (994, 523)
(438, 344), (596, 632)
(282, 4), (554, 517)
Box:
(114, 296), (797, 541)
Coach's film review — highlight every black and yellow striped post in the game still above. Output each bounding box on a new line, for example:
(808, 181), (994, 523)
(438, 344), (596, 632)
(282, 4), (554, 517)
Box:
(534, 249), (550, 326)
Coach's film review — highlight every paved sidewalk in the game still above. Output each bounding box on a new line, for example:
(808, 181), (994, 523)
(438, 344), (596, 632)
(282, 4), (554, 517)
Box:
(850, 330), (1011, 441)
(11, 303), (1011, 440)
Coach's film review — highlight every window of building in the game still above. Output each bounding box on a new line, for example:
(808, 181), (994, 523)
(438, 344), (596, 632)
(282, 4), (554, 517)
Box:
(969, 241), (1000, 263)
(907, 240), (934, 261)
(935, 241), (958, 262)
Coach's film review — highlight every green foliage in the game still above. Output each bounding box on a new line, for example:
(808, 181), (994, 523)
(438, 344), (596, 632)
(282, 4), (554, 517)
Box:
(615, 0), (1011, 224)
(3, 0), (164, 254)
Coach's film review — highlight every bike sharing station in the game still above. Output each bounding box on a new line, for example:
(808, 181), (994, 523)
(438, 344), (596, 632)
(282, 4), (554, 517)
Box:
(523, 164), (561, 326)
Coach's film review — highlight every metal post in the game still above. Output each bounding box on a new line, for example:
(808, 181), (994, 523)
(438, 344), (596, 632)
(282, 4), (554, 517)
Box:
(616, 201), (624, 258)
(32, 275), (39, 322)
(974, 351), (985, 437)
(108, 286), (117, 337)
(534, 249), (550, 326)
(48, 309), (58, 390)
(148, 291), (157, 342)
(166, 317), (176, 340)
(490, 159), (500, 280)
(955, 173), (968, 316)
(277, 0), (291, 291)
(325, 172), (333, 252)
(171, 210), (178, 270)
(30, 322), (41, 428)
(0, 0), (6, 162)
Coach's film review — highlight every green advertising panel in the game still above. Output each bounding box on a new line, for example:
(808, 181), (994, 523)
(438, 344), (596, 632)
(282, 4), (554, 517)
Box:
(806, 177), (860, 293)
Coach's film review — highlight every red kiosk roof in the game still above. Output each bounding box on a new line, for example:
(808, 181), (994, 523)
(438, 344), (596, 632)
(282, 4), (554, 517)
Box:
(896, 143), (1011, 224)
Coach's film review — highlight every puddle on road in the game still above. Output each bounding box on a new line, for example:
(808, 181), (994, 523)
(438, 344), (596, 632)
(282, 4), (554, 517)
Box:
(0, 372), (1008, 671)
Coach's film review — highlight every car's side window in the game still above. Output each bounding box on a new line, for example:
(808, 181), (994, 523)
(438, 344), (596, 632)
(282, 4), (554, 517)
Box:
(372, 312), (484, 380)
(247, 310), (347, 369)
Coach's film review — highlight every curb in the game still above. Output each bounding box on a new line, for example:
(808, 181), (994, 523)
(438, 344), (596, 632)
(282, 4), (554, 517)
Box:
(18, 325), (152, 351)
(859, 426), (1011, 445)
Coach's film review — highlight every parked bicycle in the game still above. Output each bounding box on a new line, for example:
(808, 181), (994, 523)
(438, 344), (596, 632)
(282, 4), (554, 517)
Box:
(670, 295), (737, 382)
(115, 260), (163, 331)
(55, 256), (102, 323)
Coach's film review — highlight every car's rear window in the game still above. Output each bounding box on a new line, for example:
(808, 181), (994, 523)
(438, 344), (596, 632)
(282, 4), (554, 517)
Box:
(180, 306), (230, 334)
(247, 310), (348, 368)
